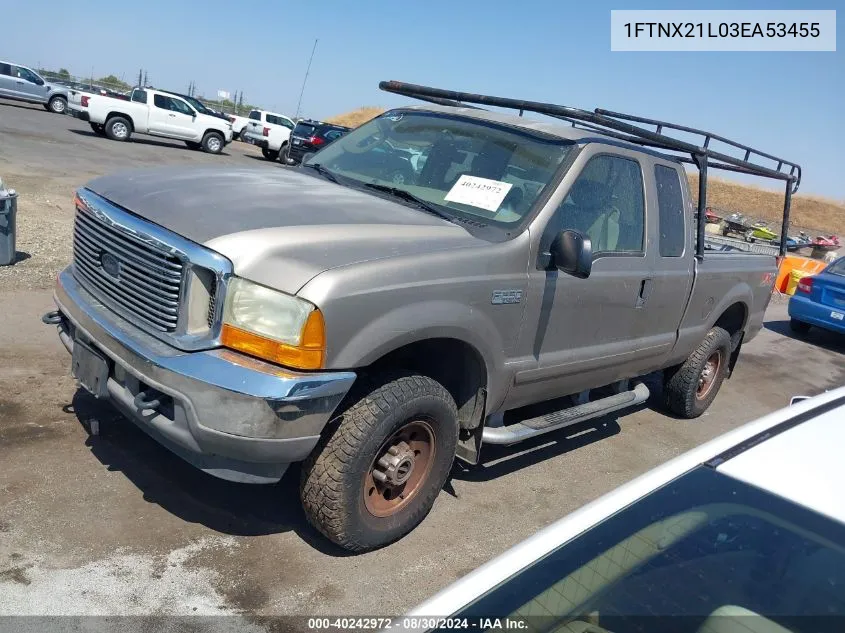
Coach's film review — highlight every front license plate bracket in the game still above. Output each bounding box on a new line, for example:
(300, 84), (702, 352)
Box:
(72, 339), (110, 399)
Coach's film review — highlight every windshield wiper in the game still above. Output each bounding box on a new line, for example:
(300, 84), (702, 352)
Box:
(362, 183), (456, 223)
(303, 163), (339, 184)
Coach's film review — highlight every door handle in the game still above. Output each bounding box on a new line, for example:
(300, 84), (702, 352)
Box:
(636, 278), (653, 308)
(168, 114), (176, 117)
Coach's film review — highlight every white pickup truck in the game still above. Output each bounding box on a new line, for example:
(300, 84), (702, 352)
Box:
(68, 87), (233, 154)
(241, 109), (296, 160)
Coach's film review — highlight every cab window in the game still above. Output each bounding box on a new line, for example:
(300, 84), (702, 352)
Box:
(551, 154), (645, 255)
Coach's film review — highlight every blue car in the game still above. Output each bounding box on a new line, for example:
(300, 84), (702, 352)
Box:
(788, 256), (845, 335)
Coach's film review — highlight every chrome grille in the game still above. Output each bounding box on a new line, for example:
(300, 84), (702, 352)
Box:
(207, 284), (217, 328)
(72, 208), (184, 332)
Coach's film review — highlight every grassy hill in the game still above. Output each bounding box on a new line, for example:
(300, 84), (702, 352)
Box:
(327, 107), (845, 235)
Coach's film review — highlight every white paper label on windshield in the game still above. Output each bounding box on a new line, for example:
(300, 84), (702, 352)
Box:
(444, 175), (513, 213)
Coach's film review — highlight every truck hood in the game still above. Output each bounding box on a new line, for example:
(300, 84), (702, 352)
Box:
(85, 166), (483, 293)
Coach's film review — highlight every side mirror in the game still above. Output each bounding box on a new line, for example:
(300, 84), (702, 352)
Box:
(789, 395), (810, 405)
(551, 230), (592, 279)
(301, 152), (316, 164)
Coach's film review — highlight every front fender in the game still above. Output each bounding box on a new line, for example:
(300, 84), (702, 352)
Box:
(328, 300), (510, 409)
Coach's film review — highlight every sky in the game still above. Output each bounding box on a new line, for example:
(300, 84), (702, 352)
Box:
(2, 0), (843, 199)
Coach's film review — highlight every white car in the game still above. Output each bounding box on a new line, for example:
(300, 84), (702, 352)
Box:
(226, 113), (251, 139)
(403, 387), (845, 631)
(69, 87), (233, 154)
(241, 109), (296, 160)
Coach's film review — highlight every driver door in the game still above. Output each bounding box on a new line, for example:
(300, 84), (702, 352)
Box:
(13, 66), (48, 102)
(509, 147), (664, 406)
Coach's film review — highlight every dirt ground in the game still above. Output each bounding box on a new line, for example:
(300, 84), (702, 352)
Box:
(2, 100), (845, 627)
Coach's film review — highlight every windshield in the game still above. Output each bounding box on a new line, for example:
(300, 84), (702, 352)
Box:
(183, 96), (212, 114)
(303, 110), (573, 227)
(441, 466), (845, 632)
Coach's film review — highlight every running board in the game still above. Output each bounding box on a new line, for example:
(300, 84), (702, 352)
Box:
(482, 383), (650, 445)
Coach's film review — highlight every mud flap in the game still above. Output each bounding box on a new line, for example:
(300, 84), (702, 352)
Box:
(455, 388), (486, 465)
(727, 332), (744, 379)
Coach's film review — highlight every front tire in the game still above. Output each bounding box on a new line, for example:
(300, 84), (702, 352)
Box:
(48, 95), (67, 114)
(790, 318), (811, 334)
(663, 327), (732, 419)
(201, 132), (224, 154)
(300, 373), (458, 552)
(104, 116), (132, 142)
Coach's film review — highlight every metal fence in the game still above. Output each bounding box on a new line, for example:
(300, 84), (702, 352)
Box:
(40, 71), (253, 116)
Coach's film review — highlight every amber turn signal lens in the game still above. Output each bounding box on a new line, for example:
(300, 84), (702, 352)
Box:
(221, 310), (326, 370)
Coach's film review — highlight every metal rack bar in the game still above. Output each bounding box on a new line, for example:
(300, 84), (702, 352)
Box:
(379, 80), (802, 257)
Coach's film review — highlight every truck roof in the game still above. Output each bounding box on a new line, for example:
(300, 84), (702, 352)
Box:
(401, 103), (676, 160)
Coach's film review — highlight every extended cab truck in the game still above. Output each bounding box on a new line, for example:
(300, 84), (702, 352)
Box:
(68, 87), (233, 154)
(242, 110), (296, 160)
(44, 81), (801, 553)
(0, 60), (69, 114)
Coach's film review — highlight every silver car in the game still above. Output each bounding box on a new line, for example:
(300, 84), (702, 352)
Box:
(0, 61), (69, 114)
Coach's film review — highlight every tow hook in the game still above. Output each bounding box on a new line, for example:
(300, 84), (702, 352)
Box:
(42, 310), (63, 325)
(133, 390), (162, 413)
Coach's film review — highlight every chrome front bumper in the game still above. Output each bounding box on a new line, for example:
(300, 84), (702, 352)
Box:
(50, 267), (356, 483)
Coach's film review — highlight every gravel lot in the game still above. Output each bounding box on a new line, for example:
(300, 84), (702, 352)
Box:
(2, 100), (844, 628)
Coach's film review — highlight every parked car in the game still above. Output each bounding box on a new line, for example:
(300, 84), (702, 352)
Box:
(45, 81), (795, 553)
(404, 386), (845, 631)
(157, 90), (231, 122)
(0, 60), (69, 114)
(788, 256), (845, 335)
(225, 113), (251, 140)
(68, 86), (233, 153)
(241, 109), (296, 160)
(284, 119), (350, 165)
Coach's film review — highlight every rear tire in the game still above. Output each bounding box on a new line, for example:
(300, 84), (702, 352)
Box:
(89, 122), (106, 136)
(104, 116), (132, 142)
(789, 318), (811, 334)
(663, 327), (732, 419)
(48, 95), (67, 114)
(262, 147), (279, 161)
(201, 132), (224, 154)
(300, 373), (458, 552)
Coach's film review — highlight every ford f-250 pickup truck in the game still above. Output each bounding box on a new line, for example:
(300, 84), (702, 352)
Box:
(68, 86), (233, 153)
(44, 81), (801, 552)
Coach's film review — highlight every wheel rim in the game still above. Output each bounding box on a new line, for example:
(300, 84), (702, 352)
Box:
(696, 351), (723, 400)
(364, 420), (436, 518)
(52, 99), (65, 113)
(112, 122), (128, 138)
(208, 137), (221, 152)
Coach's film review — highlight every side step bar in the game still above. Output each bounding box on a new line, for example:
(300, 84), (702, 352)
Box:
(482, 383), (650, 445)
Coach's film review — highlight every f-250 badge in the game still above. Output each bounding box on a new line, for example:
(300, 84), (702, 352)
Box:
(492, 290), (522, 305)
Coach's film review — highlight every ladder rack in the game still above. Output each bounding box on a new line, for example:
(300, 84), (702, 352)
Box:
(379, 80), (802, 257)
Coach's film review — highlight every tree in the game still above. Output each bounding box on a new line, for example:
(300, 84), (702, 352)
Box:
(97, 75), (131, 91)
(57, 68), (71, 79)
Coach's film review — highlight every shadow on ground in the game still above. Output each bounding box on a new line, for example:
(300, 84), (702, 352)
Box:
(765, 318), (845, 354)
(67, 389), (351, 556)
(67, 129), (232, 156)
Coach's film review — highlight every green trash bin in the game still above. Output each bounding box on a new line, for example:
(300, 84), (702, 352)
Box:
(0, 178), (18, 266)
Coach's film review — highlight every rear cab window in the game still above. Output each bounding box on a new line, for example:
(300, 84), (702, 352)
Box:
(440, 466), (845, 631)
(248, 110), (261, 121)
(0, 63), (12, 76)
(654, 164), (686, 257)
(826, 258), (845, 276)
(131, 89), (147, 104)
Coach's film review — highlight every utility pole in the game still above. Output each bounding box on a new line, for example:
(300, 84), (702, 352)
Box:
(138, 69), (143, 88)
(295, 38), (318, 120)
(143, 71), (148, 87)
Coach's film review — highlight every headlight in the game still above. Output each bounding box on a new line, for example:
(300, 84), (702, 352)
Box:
(221, 277), (326, 370)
